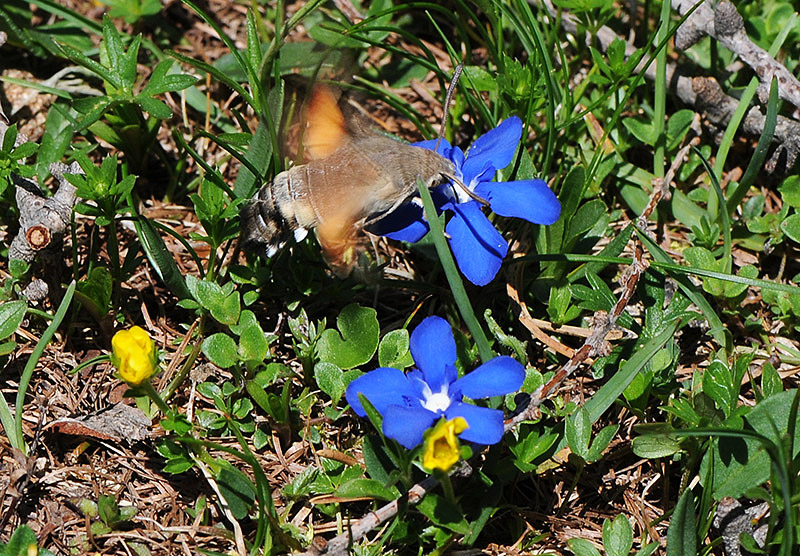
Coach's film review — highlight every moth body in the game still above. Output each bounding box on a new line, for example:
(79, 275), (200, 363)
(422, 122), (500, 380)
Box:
(241, 86), (454, 274)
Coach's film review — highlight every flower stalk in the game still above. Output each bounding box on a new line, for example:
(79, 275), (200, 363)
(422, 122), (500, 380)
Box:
(417, 179), (493, 363)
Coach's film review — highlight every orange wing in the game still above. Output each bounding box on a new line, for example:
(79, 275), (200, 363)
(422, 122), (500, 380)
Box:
(304, 86), (349, 160)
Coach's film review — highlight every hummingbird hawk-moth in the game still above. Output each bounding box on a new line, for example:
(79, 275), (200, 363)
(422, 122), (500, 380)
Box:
(240, 85), (456, 275)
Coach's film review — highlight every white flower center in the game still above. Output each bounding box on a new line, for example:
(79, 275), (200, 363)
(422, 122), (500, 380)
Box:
(421, 383), (452, 413)
(450, 171), (477, 205)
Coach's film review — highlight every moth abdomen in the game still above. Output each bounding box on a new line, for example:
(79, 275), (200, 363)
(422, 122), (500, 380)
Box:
(241, 172), (308, 257)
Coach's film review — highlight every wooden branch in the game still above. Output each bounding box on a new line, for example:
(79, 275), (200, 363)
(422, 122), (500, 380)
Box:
(673, 0), (800, 111)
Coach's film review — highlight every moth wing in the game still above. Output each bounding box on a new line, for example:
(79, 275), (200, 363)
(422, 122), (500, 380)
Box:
(304, 86), (349, 160)
(304, 151), (385, 275)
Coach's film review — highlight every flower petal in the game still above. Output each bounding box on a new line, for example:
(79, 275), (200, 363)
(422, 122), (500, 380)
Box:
(368, 186), (452, 242)
(445, 402), (505, 445)
(461, 117), (523, 183)
(412, 138), (453, 158)
(383, 404), (437, 449)
(345, 367), (418, 417)
(410, 316), (456, 391)
(446, 201), (508, 286)
(453, 356), (525, 399)
(476, 179), (561, 225)
(367, 200), (430, 242)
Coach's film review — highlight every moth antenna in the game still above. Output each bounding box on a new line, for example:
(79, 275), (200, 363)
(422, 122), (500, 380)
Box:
(444, 172), (490, 207)
(434, 63), (464, 153)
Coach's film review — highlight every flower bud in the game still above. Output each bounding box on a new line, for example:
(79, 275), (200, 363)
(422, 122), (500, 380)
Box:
(111, 326), (157, 386)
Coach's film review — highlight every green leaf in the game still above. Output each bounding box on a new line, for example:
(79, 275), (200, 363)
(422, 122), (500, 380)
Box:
(463, 65), (498, 92)
(202, 333), (239, 368)
(666, 109), (695, 150)
(633, 543), (660, 556)
(215, 460), (256, 520)
(632, 424), (683, 458)
(702, 360), (736, 418)
(760, 362), (782, 398)
(316, 304), (379, 370)
(566, 406), (591, 460)
(76, 266), (113, 315)
(780, 213), (800, 243)
(417, 493), (469, 534)
(586, 424), (618, 462)
(378, 329), (413, 368)
(5, 524), (38, 556)
(314, 362), (346, 404)
(192, 279), (240, 325)
(133, 216), (192, 300)
(238, 323), (270, 363)
(98, 494), (120, 526)
(136, 95), (172, 119)
(0, 300), (27, 340)
(603, 514), (633, 556)
(510, 429), (559, 472)
(622, 117), (656, 145)
(361, 435), (393, 484)
(0, 341), (18, 356)
(709, 389), (800, 499)
(584, 319), (682, 422)
(666, 489), (696, 556)
(567, 538), (602, 556)
(567, 199), (607, 245)
(778, 175), (800, 208)
(334, 478), (395, 502)
(283, 466), (319, 499)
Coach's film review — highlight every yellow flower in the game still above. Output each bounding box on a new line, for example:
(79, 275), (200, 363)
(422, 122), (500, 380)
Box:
(422, 417), (469, 472)
(111, 326), (157, 386)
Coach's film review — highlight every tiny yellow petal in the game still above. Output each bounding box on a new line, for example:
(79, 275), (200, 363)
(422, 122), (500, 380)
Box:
(422, 417), (469, 472)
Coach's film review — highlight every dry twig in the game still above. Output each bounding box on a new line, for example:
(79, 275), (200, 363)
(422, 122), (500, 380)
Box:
(673, 0), (800, 110)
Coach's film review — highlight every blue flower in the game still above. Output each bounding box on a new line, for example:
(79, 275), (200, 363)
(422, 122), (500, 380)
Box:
(345, 316), (525, 449)
(370, 116), (561, 286)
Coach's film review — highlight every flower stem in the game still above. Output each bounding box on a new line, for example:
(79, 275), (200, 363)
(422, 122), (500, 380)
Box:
(417, 180), (493, 363)
(435, 469), (457, 506)
(140, 380), (172, 417)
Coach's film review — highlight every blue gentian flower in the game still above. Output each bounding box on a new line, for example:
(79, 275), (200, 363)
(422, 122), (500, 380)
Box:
(345, 316), (525, 449)
(370, 116), (561, 286)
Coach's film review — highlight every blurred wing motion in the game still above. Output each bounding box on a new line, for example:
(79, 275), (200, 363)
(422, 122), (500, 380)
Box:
(304, 86), (348, 159)
(241, 84), (455, 276)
